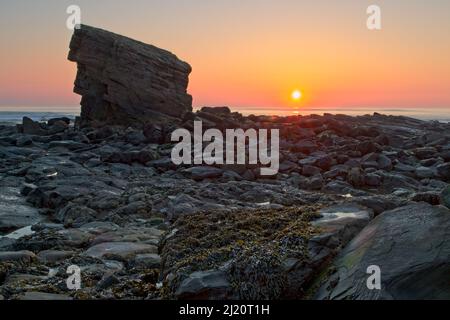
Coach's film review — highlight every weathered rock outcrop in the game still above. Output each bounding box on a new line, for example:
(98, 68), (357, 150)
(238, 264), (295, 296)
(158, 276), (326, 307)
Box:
(1, 109), (449, 300)
(68, 25), (192, 127)
(316, 203), (450, 300)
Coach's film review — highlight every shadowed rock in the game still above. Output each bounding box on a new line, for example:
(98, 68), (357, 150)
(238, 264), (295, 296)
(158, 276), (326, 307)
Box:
(316, 203), (450, 300)
(68, 25), (192, 127)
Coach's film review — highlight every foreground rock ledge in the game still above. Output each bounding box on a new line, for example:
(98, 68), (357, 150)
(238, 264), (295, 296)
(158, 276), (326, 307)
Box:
(316, 202), (450, 300)
(68, 25), (193, 127)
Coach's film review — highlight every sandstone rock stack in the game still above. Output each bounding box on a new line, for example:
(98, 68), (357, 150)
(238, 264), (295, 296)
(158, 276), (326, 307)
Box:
(68, 25), (192, 127)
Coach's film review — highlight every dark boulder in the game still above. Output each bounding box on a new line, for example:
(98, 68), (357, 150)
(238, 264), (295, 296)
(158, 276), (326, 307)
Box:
(316, 203), (450, 300)
(21, 117), (47, 136)
(437, 163), (450, 180)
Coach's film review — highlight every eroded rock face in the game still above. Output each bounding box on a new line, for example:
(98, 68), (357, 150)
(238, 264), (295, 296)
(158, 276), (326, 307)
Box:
(68, 25), (192, 127)
(316, 203), (450, 300)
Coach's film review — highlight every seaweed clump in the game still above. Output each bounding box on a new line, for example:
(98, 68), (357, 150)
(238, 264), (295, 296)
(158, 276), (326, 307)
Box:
(160, 205), (321, 299)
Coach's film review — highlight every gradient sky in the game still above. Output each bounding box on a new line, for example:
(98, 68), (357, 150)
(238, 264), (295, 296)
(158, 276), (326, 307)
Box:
(1, 0), (450, 112)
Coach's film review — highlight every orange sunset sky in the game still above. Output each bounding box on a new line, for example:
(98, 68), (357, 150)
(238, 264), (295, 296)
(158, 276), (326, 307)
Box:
(0, 0), (450, 113)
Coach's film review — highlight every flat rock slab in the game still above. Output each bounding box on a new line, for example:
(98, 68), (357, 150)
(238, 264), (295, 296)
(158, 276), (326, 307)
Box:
(316, 202), (450, 300)
(0, 251), (36, 263)
(37, 250), (75, 263)
(84, 242), (157, 259)
(183, 166), (224, 181)
(90, 227), (164, 246)
(0, 187), (42, 233)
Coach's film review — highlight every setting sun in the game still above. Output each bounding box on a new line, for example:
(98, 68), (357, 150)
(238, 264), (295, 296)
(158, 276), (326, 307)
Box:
(291, 90), (302, 101)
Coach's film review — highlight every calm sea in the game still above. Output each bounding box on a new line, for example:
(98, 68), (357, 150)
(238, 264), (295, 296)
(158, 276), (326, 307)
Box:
(235, 107), (450, 122)
(0, 107), (448, 124)
(0, 111), (79, 125)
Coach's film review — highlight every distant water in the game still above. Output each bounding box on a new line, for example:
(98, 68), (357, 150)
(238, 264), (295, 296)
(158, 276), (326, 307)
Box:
(233, 107), (450, 122)
(0, 107), (448, 124)
(0, 111), (78, 125)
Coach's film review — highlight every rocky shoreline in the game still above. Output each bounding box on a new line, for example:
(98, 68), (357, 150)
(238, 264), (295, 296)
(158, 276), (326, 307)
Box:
(0, 25), (449, 300)
(1, 110), (449, 300)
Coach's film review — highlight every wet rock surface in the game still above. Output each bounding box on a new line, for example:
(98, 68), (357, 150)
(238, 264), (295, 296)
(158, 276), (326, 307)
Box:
(316, 203), (450, 300)
(1, 110), (450, 300)
(4, 105), (450, 301)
